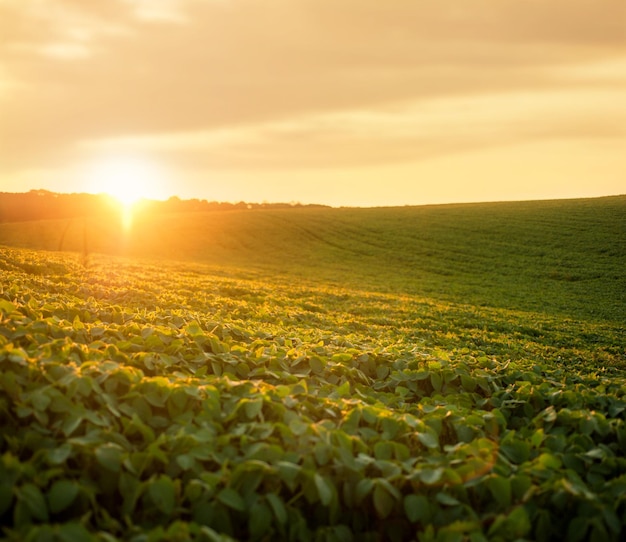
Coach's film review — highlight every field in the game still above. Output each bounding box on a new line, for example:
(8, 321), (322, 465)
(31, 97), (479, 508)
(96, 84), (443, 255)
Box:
(0, 196), (625, 541)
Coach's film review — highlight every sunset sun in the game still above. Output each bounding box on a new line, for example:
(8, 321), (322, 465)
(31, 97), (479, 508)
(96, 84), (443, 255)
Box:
(87, 156), (166, 206)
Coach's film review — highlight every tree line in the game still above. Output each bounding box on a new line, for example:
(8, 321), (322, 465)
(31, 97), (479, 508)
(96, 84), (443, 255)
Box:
(0, 190), (327, 223)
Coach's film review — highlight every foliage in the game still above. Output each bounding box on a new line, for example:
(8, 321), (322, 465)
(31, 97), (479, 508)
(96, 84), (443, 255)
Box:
(0, 244), (624, 541)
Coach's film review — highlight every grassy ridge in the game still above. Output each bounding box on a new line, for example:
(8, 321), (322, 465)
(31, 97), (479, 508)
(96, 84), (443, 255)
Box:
(0, 196), (624, 322)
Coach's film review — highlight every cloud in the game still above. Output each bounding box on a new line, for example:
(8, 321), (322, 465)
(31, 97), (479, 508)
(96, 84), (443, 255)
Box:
(82, 85), (626, 171)
(0, 0), (624, 181)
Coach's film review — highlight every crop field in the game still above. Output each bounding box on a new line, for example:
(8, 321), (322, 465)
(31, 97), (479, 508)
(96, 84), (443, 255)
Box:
(0, 196), (625, 541)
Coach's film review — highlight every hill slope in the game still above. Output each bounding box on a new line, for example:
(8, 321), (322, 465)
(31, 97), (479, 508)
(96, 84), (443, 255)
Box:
(1, 196), (624, 322)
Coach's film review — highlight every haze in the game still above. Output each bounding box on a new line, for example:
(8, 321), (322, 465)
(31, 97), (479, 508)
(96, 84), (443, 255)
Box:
(0, 0), (624, 207)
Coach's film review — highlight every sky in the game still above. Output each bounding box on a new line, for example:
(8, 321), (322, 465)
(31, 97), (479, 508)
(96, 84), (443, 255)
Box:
(0, 0), (624, 207)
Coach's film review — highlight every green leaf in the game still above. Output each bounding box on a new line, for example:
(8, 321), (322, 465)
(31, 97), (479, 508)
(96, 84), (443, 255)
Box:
(249, 501), (272, 538)
(355, 478), (374, 504)
(373, 483), (395, 519)
(57, 522), (93, 542)
(460, 374), (477, 392)
(436, 492), (460, 506)
(486, 476), (511, 509)
(376, 366), (390, 379)
(18, 483), (49, 521)
(266, 493), (287, 524)
(46, 443), (72, 465)
(0, 483), (13, 516)
(0, 299), (16, 314)
(335, 380), (350, 398)
(537, 452), (561, 469)
(72, 315), (84, 330)
(289, 418), (309, 436)
(566, 516), (590, 542)
(217, 487), (246, 512)
(244, 399), (263, 420)
(404, 494), (431, 523)
(430, 372), (443, 391)
(418, 467), (444, 485)
(506, 506), (531, 538)
(314, 473), (333, 506)
(94, 443), (124, 473)
(313, 442), (331, 466)
(176, 454), (196, 471)
(374, 441), (393, 461)
(62, 413), (84, 437)
(332, 353), (352, 363)
(500, 439), (530, 464)
(602, 507), (622, 535)
(184, 321), (204, 337)
(309, 356), (325, 374)
(381, 417), (401, 440)
(584, 448), (605, 460)
(417, 432), (439, 449)
(47, 480), (79, 514)
(32, 391), (51, 412)
(148, 475), (177, 516)
(276, 461), (300, 491)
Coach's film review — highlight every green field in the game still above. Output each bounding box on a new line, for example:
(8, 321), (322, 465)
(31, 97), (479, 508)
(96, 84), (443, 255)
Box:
(0, 196), (625, 541)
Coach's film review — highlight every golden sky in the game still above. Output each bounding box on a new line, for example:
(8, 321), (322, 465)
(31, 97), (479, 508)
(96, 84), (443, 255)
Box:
(0, 0), (624, 206)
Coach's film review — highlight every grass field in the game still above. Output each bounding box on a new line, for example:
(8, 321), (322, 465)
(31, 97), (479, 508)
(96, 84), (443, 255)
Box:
(1, 196), (624, 323)
(0, 196), (625, 541)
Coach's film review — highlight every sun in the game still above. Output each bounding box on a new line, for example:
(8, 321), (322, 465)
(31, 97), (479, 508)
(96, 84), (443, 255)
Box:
(87, 155), (166, 206)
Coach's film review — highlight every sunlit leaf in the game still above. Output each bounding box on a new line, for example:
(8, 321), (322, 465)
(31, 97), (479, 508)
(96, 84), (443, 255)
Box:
(0, 299), (16, 314)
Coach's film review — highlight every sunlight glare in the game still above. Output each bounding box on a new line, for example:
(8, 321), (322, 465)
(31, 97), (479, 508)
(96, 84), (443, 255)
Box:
(89, 156), (164, 206)
(86, 155), (168, 230)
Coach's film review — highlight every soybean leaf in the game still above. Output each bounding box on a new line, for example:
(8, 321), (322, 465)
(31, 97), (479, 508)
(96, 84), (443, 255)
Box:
(18, 483), (49, 521)
(95, 443), (124, 473)
(58, 522), (93, 542)
(249, 501), (272, 538)
(0, 483), (13, 516)
(417, 432), (439, 449)
(486, 476), (512, 509)
(47, 480), (79, 514)
(266, 493), (287, 525)
(418, 467), (444, 485)
(404, 494), (431, 523)
(373, 483), (395, 519)
(148, 475), (177, 516)
(217, 487), (246, 512)
(314, 473), (333, 506)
